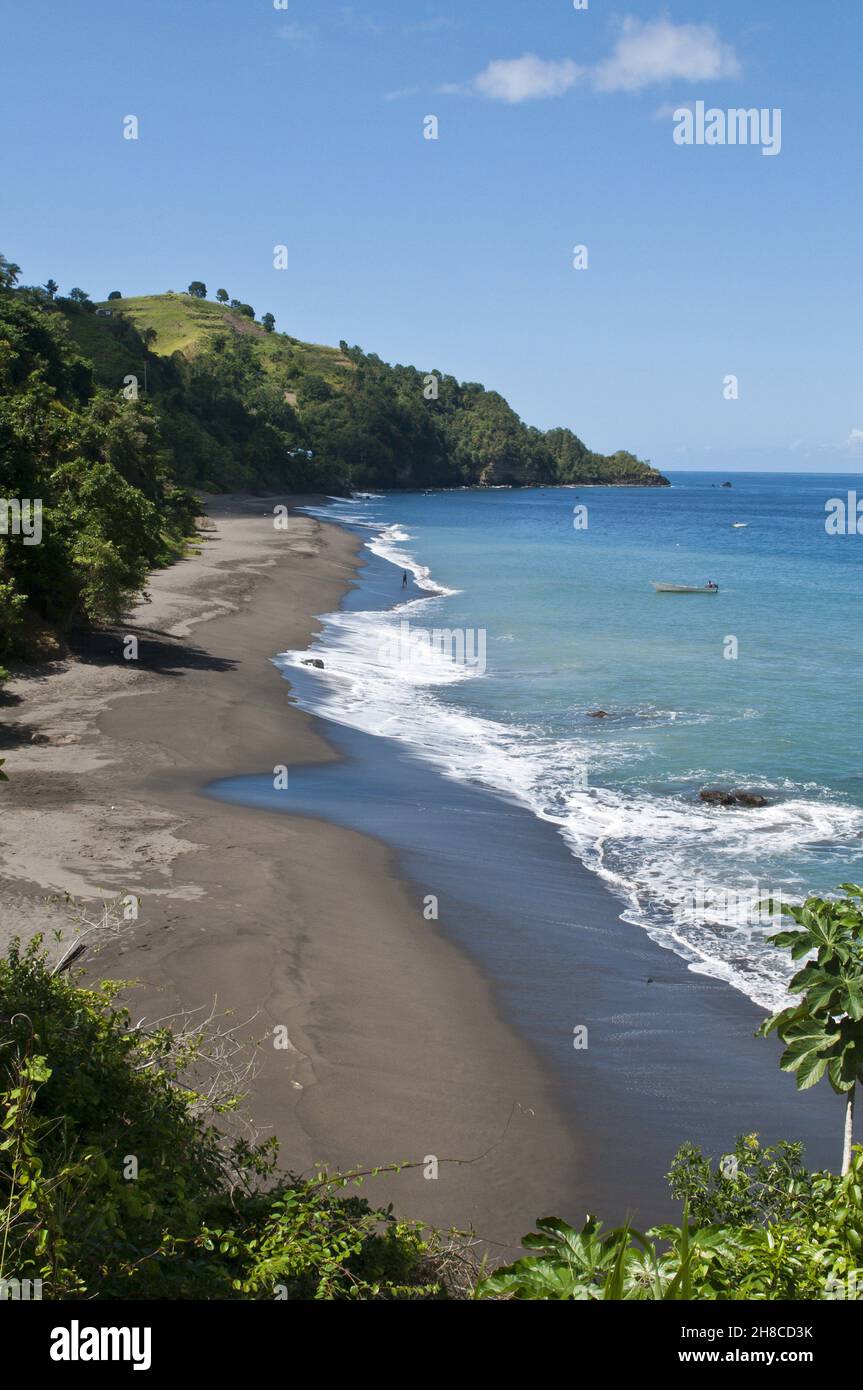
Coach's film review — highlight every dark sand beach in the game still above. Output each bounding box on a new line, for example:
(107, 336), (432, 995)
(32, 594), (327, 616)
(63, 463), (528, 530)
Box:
(0, 495), (843, 1255)
(0, 498), (578, 1254)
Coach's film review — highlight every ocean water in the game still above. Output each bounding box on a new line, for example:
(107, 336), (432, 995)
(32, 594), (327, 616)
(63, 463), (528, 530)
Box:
(282, 473), (863, 1011)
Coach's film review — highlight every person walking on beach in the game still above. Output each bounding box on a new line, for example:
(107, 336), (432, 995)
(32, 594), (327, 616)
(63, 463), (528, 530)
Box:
(402, 571), (408, 589)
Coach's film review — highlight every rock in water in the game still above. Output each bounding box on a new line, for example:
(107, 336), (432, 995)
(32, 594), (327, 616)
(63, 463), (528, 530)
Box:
(302, 658), (324, 669)
(587, 709), (609, 718)
(734, 790), (770, 807)
(700, 787), (769, 808)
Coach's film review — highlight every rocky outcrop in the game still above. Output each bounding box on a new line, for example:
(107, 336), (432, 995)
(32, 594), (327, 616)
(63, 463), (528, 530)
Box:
(700, 787), (769, 808)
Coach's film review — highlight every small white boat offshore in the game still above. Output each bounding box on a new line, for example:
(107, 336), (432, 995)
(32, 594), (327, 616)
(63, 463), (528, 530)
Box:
(652, 581), (719, 594)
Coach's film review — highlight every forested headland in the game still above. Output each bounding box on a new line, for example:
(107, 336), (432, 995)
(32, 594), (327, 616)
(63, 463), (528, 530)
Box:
(0, 254), (666, 662)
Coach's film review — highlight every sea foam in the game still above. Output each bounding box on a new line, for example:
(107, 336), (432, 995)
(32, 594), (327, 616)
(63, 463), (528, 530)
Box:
(288, 498), (863, 1011)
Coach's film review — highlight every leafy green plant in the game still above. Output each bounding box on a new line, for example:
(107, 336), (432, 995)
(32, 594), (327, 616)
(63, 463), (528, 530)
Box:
(477, 1139), (863, 1301)
(0, 937), (456, 1299)
(475, 1210), (737, 1301)
(668, 1134), (818, 1227)
(0, 562), (26, 662)
(758, 885), (863, 1172)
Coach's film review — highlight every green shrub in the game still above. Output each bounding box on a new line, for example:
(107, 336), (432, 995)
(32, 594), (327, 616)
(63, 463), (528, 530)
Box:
(0, 563), (26, 661)
(476, 1137), (863, 1300)
(0, 938), (448, 1299)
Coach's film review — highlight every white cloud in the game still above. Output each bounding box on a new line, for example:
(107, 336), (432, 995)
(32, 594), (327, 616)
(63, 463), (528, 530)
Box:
(473, 54), (583, 104)
(594, 17), (741, 94)
(846, 429), (863, 454)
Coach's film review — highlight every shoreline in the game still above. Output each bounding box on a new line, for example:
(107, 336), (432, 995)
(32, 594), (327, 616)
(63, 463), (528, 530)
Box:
(1, 491), (844, 1243)
(205, 516), (842, 1220)
(295, 484), (863, 1021)
(0, 496), (579, 1251)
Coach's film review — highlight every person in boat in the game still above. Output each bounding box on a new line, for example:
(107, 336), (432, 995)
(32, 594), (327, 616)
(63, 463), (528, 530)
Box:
(706, 579), (718, 589)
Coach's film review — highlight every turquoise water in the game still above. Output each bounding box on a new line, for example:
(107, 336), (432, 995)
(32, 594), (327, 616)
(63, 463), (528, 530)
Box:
(286, 473), (863, 1009)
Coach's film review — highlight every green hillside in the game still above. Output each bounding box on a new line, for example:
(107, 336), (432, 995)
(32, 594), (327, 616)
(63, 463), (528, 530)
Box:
(107, 293), (256, 357)
(0, 254), (667, 661)
(56, 288), (668, 494)
(97, 293), (354, 389)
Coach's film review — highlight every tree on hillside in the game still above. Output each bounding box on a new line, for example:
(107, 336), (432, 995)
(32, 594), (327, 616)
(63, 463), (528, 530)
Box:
(188, 281), (207, 299)
(760, 884), (863, 1174)
(216, 288), (229, 304)
(0, 289), (199, 646)
(261, 313), (275, 333)
(107, 290), (122, 300)
(44, 278), (59, 299)
(67, 288), (91, 306)
(299, 375), (334, 404)
(236, 303), (255, 319)
(0, 255), (21, 288)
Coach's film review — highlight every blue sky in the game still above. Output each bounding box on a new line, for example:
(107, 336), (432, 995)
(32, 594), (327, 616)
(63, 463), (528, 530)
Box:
(2, 1), (861, 471)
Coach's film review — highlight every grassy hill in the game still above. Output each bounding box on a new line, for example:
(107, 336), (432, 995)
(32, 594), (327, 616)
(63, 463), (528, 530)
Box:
(88, 293), (355, 390)
(107, 293), (253, 357)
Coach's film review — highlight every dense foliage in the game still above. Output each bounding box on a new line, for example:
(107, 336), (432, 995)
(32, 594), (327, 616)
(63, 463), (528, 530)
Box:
(307, 352), (661, 492)
(0, 284), (197, 661)
(476, 1137), (863, 1300)
(0, 939), (449, 1300)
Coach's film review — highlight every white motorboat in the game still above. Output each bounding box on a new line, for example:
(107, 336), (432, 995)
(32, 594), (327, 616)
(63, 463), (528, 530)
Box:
(652, 582), (719, 594)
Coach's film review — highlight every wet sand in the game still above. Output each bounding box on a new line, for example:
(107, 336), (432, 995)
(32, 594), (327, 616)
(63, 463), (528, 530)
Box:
(0, 497), (578, 1253)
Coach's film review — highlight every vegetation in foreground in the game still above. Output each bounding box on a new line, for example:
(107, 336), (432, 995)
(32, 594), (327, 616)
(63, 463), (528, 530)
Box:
(477, 1140), (863, 1300)
(1, 886), (862, 1299)
(0, 934), (464, 1300)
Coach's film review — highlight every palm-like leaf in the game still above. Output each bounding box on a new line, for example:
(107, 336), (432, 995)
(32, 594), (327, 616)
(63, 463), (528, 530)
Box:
(761, 889), (863, 1173)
